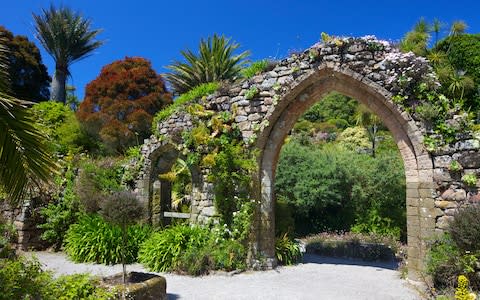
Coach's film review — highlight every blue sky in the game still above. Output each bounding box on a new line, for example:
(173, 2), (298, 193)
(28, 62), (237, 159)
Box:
(2, 0), (479, 100)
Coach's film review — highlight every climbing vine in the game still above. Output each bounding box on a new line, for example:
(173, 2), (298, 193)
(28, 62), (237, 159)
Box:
(179, 104), (257, 229)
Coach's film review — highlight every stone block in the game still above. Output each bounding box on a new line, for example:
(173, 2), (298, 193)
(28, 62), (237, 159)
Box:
(434, 200), (457, 209)
(436, 216), (454, 230)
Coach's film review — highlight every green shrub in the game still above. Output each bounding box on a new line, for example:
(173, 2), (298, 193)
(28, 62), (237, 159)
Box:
(177, 239), (246, 275)
(64, 214), (151, 264)
(241, 60), (269, 78)
(449, 204), (480, 252)
(0, 256), (113, 300)
(275, 234), (302, 265)
(30, 101), (90, 155)
(152, 82), (219, 133)
(38, 162), (82, 250)
(53, 273), (114, 300)
(244, 86), (259, 100)
(0, 215), (17, 258)
(462, 174), (478, 187)
(426, 234), (470, 289)
(275, 196), (295, 237)
(0, 256), (55, 299)
(138, 224), (210, 272)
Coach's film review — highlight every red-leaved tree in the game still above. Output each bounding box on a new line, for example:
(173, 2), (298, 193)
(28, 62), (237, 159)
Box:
(77, 57), (172, 153)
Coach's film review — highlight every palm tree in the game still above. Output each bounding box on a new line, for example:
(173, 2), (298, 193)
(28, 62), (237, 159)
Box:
(0, 35), (57, 204)
(165, 34), (249, 94)
(33, 5), (103, 103)
(399, 19), (431, 56)
(432, 19), (443, 47)
(449, 20), (467, 37)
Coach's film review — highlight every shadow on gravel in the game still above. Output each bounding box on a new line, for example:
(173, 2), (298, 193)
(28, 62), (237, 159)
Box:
(302, 253), (398, 270)
(167, 293), (180, 300)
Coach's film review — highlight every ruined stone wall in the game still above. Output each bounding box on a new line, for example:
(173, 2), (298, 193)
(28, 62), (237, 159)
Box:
(137, 36), (480, 278)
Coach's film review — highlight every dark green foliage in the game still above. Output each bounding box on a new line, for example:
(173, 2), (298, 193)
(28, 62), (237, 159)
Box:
(449, 204), (480, 252)
(275, 234), (302, 265)
(427, 208), (480, 291)
(0, 256), (55, 299)
(275, 141), (406, 238)
(426, 234), (463, 289)
(211, 142), (255, 226)
(275, 196), (295, 237)
(138, 224), (210, 272)
(0, 26), (50, 102)
(0, 215), (16, 258)
(64, 214), (151, 264)
(38, 162), (82, 249)
(302, 92), (358, 125)
(435, 34), (480, 116)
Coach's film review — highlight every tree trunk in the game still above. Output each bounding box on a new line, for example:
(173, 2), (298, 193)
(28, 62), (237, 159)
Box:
(51, 66), (67, 103)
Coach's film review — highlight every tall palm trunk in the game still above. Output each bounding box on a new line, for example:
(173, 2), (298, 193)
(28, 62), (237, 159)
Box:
(51, 66), (67, 103)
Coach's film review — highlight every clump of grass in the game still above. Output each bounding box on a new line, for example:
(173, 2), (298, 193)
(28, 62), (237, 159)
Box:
(241, 60), (269, 79)
(152, 82), (220, 134)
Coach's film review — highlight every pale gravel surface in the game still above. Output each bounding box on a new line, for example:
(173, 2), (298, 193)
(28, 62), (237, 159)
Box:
(24, 251), (423, 300)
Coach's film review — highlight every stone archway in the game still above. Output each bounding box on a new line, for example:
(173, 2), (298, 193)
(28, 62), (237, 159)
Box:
(254, 65), (434, 279)
(140, 36), (479, 280)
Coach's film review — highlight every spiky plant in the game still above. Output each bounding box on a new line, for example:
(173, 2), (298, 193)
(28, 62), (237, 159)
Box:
(33, 5), (103, 103)
(165, 34), (249, 94)
(0, 34), (57, 203)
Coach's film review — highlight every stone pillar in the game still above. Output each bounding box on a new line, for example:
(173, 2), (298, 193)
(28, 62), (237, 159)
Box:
(406, 180), (436, 281)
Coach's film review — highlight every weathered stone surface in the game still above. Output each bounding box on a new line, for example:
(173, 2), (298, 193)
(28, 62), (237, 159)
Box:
(434, 200), (457, 209)
(433, 155), (452, 168)
(436, 216), (454, 229)
(440, 189), (467, 201)
(457, 152), (480, 168)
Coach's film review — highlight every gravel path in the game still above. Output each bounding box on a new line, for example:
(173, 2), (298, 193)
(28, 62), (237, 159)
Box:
(24, 251), (422, 300)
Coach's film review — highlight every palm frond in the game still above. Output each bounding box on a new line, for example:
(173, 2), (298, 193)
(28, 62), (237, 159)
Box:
(0, 33), (58, 204)
(33, 5), (104, 70)
(165, 34), (249, 94)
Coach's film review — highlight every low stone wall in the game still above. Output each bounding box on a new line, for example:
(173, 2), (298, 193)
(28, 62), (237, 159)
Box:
(0, 199), (49, 250)
(432, 137), (480, 230)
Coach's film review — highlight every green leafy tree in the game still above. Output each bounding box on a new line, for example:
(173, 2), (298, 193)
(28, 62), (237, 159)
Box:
(33, 5), (104, 103)
(30, 101), (89, 155)
(0, 26), (50, 102)
(302, 92), (357, 126)
(0, 34), (57, 204)
(165, 34), (249, 94)
(353, 104), (382, 157)
(400, 18), (431, 56)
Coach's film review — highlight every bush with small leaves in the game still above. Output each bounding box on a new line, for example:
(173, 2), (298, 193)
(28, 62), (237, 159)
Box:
(449, 204), (480, 252)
